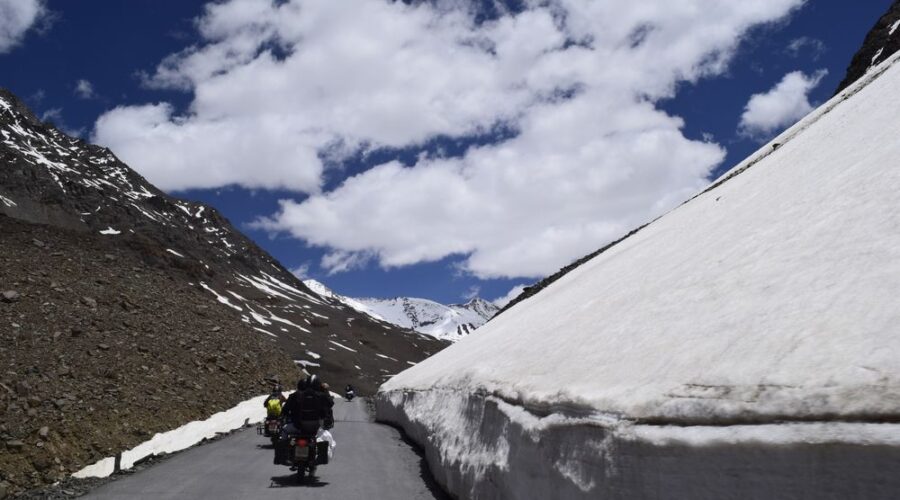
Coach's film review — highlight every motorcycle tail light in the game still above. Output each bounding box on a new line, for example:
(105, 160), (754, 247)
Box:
(297, 438), (309, 448)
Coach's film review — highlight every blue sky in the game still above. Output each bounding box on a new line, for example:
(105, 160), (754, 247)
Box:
(0, 0), (891, 304)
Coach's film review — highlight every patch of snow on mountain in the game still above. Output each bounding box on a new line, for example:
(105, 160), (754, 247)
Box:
(304, 279), (498, 341)
(303, 279), (386, 321)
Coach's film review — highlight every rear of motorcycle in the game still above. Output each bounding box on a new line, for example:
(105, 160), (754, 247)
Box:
(278, 433), (330, 480)
(259, 417), (282, 445)
(266, 418), (281, 445)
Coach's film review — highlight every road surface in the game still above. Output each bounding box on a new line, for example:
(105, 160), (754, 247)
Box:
(83, 398), (447, 499)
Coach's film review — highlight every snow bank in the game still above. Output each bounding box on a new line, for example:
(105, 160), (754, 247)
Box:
(74, 393), (275, 478)
(378, 391), (900, 500)
(377, 52), (900, 499)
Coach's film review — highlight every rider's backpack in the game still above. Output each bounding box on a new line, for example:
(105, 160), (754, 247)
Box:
(265, 397), (283, 417)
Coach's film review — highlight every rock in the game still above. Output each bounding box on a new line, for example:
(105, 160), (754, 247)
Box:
(70, 327), (82, 337)
(0, 291), (19, 303)
(32, 238), (45, 248)
(15, 380), (31, 395)
(0, 482), (7, 499)
(81, 296), (97, 308)
(104, 254), (116, 262)
(32, 455), (51, 471)
(97, 343), (110, 351)
(38, 426), (49, 438)
(210, 325), (222, 332)
(5, 439), (24, 451)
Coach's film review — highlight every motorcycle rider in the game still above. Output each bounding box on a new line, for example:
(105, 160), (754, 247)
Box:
(286, 374), (333, 429)
(263, 384), (286, 419)
(344, 384), (355, 400)
(276, 374), (334, 465)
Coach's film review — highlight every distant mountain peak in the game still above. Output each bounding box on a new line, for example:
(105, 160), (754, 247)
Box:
(304, 279), (498, 341)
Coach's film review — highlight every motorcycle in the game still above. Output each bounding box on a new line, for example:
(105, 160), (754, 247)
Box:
(344, 389), (355, 401)
(258, 417), (283, 446)
(276, 424), (332, 480)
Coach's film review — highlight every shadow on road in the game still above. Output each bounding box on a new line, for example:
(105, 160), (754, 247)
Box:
(256, 443), (275, 450)
(386, 424), (451, 500)
(269, 474), (330, 489)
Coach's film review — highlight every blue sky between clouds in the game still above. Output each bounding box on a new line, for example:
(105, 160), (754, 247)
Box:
(0, 0), (891, 304)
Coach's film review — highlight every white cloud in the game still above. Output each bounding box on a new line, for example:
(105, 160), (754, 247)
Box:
(786, 36), (825, 59)
(40, 108), (84, 137)
(492, 284), (527, 308)
(738, 69), (827, 140)
(74, 79), (95, 99)
(0, 0), (45, 53)
(96, 0), (804, 278)
(320, 250), (374, 276)
(289, 263), (310, 279)
(462, 285), (481, 301)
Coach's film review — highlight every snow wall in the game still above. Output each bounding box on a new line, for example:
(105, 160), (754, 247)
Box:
(376, 49), (900, 500)
(377, 391), (900, 500)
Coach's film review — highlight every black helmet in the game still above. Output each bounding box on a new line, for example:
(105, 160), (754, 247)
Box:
(297, 377), (309, 391)
(307, 374), (320, 391)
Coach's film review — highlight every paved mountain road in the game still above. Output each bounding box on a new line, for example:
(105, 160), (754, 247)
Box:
(83, 398), (447, 499)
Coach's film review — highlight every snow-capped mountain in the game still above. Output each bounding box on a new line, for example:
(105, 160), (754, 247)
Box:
(378, 10), (900, 499)
(0, 88), (447, 396)
(304, 279), (498, 341)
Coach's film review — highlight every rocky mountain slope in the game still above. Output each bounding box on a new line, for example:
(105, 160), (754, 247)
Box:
(0, 89), (446, 393)
(304, 279), (498, 341)
(0, 89), (447, 495)
(0, 215), (300, 494)
(835, 0), (900, 94)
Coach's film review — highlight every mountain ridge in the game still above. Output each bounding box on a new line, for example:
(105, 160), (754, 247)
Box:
(303, 279), (498, 341)
(0, 87), (447, 494)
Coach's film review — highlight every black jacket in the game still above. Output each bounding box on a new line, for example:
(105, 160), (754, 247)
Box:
(283, 388), (334, 427)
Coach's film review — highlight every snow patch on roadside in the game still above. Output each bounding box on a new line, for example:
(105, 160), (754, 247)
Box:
(0, 194), (17, 207)
(73, 393), (273, 478)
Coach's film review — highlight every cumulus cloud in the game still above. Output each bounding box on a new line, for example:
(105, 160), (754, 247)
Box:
(74, 79), (95, 99)
(493, 284), (526, 308)
(96, 0), (804, 278)
(0, 0), (45, 53)
(739, 69), (827, 140)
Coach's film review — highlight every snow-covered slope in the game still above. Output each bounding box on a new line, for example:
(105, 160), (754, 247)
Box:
(376, 48), (900, 499)
(304, 279), (498, 341)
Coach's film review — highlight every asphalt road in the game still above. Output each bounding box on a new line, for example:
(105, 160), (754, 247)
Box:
(83, 398), (447, 500)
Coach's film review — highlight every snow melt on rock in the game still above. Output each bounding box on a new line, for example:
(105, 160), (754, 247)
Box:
(377, 50), (900, 499)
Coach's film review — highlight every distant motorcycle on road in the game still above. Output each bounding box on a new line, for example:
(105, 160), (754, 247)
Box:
(344, 385), (355, 401)
(258, 416), (282, 446)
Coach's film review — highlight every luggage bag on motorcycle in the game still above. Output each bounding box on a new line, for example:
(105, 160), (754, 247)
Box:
(316, 441), (329, 464)
(273, 439), (289, 465)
